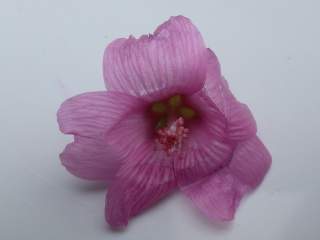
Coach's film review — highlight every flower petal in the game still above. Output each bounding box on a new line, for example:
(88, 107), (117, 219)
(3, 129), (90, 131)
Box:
(104, 104), (175, 228)
(228, 136), (272, 188)
(204, 49), (257, 141)
(174, 90), (233, 186)
(105, 143), (176, 228)
(174, 139), (233, 187)
(105, 111), (152, 159)
(181, 136), (271, 221)
(103, 16), (207, 99)
(57, 91), (145, 138)
(60, 136), (121, 182)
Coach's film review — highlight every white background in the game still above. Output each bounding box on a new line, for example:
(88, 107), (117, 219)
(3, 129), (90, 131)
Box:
(1, 0), (319, 239)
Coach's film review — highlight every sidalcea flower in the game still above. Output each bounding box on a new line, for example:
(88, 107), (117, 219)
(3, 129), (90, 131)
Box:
(58, 16), (271, 229)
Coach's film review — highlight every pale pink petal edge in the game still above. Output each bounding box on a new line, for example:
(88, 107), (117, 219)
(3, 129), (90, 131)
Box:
(182, 136), (271, 221)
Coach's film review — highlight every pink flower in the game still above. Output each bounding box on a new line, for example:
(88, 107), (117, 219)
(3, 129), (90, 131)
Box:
(57, 16), (271, 229)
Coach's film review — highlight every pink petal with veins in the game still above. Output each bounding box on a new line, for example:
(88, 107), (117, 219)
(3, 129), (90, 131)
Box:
(182, 136), (271, 221)
(60, 136), (120, 183)
(106, 142), (176, 228)
(103, 16), (207, 99)
(204, 49), (257, 141)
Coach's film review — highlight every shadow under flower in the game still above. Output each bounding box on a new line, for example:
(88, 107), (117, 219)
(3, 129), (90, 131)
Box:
(179, 194), (234, 232)
(66, 178), (235, 233)
(66, 179), (107, 193)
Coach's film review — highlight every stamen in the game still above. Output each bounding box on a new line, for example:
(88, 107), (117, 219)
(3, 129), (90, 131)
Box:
(156, 117), (188, 154)
(168, 94), (182, 108)
(179, 107), (196, 119)
(151, 102), (167, 114)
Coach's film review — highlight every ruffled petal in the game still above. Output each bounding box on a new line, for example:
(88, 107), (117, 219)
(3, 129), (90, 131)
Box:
(103, 16), (207, 99)
(228, 136), (272, 188)
(181, 136), (271, 221)
(57, 91), (145, 138)
(105, 142), (176, 228)
(174, 90), (233, 186)
(204, 49), (257, 141)
(60, 136), (120, 182)
(226, 102), (257, 141)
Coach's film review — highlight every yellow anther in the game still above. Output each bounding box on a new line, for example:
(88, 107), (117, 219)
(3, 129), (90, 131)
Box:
(168, 95), (182, 108)
(179, 107), (196, 119)
(151, 102), (167, 114)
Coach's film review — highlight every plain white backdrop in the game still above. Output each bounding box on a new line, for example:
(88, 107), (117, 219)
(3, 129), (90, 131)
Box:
(1, 0), (319, 239)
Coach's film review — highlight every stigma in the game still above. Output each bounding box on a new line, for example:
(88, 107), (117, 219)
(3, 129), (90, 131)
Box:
(156, 117), (188, 154)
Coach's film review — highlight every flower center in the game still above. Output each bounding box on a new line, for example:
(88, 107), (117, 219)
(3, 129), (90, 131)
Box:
(150, 94), (197, 154)
(156, 117), (188, 154)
